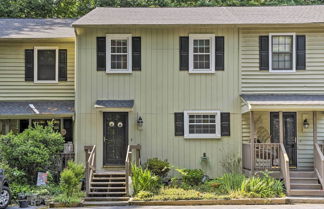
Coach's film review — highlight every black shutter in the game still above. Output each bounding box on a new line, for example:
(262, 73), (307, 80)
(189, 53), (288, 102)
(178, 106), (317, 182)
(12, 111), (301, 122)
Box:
(25, 49), (34, 81)
(179, 37), (189, 71)
(97, 37), (106, 71)
(259, 36), (269, 71)
(215, 36), (224, 71)
(59, 49), (67, 81)
(296, 35), (306, 70)
(132, 37), (141, 71)
(174, 112), (184, 136)
(221, 112), (230, 136)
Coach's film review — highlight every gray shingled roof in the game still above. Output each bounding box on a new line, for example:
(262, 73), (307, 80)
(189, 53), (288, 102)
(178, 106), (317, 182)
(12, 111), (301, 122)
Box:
(0, 101), (74, 116)
(241, 94), (324, 105)
(95, 100), (134, 108)
(73, 6), (324, 26)
(0, 19), (75, 39)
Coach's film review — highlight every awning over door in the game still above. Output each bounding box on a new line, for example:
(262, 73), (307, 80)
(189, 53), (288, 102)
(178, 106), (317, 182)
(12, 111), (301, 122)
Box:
(0, 101), (74, 117)
(241, 94), (324, 113)
(95, 100), (134, 112)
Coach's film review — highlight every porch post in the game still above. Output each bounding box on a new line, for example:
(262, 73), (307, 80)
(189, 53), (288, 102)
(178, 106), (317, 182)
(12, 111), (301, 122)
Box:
(313, 111), (317, 144)
(279, 112), (284, 144)
(250, 111), (255, 173)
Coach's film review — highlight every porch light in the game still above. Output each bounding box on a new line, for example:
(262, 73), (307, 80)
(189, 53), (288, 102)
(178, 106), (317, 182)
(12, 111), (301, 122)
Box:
(303, 119), (309, 129)
(137, 116), (144, 128)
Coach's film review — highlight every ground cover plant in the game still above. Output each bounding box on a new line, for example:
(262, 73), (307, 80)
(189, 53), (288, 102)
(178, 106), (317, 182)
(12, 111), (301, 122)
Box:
(134, 159), (285, 201)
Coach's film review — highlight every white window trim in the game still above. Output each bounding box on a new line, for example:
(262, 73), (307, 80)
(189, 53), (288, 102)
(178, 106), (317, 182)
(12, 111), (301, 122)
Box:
(34, 46), (59, 83)
(106, 34), (132, 74)
(269, 33), (296, 73)
(189, 34), (215, 73)
(184, 110), (221, 139)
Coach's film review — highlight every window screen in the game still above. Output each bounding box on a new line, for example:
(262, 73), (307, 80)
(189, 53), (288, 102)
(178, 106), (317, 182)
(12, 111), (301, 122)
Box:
(272, 36), (293, 70)
(37, 50), (56, 80)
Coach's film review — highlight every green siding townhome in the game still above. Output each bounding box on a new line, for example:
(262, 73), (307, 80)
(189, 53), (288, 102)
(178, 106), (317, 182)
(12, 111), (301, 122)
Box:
(2, 5), (324, 198)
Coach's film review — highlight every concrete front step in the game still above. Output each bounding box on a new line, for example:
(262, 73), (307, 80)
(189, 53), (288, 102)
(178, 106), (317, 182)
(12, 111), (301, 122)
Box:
(84, 197), (129, 201)
(94, 171), (126, 176)
(289, 189), (324, 196)
(83, 201), (129, 206)
(92, 177), (126, 181)
(291, 183), (322, 190)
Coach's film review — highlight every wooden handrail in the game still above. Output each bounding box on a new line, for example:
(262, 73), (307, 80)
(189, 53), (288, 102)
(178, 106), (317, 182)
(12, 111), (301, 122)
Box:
(280, 143), (290, 194)
(314, 143), (324, 189)
(84, 145), (96, 195)
(125, 144), (141, 196)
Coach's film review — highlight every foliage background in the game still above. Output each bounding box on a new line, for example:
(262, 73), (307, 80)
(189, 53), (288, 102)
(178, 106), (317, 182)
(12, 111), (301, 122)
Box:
(0, 0), (323, 18)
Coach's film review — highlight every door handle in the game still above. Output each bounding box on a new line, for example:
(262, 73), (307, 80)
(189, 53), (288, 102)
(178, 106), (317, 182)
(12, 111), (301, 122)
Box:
(104, 137), (108, 142)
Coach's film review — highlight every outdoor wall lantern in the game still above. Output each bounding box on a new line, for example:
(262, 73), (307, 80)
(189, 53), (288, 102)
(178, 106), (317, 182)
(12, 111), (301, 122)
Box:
(303, 119), (310, 129)
(137, 115), (144, 129)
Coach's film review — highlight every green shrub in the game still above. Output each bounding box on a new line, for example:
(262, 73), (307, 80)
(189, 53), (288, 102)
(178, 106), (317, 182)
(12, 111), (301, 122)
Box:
(0, 124), (64, 184)
(215, 173), (246, 194)
(0, 162), (27, 185)
(131, 165), (160, 194)
(143, 158), (171, 178)
(240, 172), (284, 198)
(10, 183), (32, 200)
(60, 161), (84, 196)
(176, 168), (204, 186)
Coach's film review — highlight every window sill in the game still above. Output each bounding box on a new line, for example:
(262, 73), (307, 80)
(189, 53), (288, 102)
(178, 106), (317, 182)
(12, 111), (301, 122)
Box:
(269, 70), (296, 73)
(189, 70), (215, 74)
(184, 135), (221, 139)
(106, 71), (132, 74)
(33, 81), (59, 84)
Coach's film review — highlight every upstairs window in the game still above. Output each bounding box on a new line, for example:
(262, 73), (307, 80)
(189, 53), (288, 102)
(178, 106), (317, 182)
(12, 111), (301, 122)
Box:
(184, 111), (220, 139)
(106, 34), (132, 73)
(269, 33), (296, 72)
(189, 34), (215, 73)
(34, 47), (58, 83)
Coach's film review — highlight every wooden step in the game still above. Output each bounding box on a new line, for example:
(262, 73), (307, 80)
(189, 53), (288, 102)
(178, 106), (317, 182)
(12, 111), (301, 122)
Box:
(291, 183), (322, 190)
(91, 181), (126, 185)
(94, 171), (126, 176)
(90, 187), (126, 190)
(84, 197), (129, 201)
(290, 177), (319, 184)
(92, 177), (126, 181)
(88, 191), (127, 195)
(289, 189), (324, 196)
(290, 171), (316, 178)
(83, 201), (129, 206)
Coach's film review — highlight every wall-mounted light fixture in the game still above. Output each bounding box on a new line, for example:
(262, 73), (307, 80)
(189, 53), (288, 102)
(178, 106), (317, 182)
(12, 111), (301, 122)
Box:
(303, 119), (309, 129)
(137, 114), (144, 130)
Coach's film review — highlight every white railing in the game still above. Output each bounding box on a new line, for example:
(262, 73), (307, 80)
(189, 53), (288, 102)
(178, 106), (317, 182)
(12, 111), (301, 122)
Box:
(314, 143), (324, 189)
(280, 143), (290, 193)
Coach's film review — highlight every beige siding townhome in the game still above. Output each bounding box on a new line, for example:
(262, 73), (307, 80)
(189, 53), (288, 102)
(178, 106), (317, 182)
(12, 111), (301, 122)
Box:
(0, 19), (76, 154)
(238, 6), (324, 196)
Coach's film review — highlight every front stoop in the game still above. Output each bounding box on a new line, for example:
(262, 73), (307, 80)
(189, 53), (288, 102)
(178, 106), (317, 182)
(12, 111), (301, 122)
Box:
(287, 197), (324, 204)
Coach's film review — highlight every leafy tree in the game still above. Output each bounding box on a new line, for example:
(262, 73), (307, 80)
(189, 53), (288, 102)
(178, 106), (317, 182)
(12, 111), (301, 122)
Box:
(0, 0), (323, 18)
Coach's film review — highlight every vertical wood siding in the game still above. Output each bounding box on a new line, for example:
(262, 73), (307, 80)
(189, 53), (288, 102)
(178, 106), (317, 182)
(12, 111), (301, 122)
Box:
(0, 41), (75, 100)
(240, 27), (324, 94)
(75, 26), (241, 177)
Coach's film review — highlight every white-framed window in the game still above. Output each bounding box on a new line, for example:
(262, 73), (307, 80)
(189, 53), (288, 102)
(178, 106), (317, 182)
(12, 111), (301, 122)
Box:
(34, 46), (59, 83)
(106, 34), (132, 73)
(189, 34), (215, 73)
(184, 111), (221, 139)
(269, 33), (296, 72)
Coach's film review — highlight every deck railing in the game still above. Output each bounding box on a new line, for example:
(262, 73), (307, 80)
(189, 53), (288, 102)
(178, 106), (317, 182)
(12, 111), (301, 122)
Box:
(125, 144), (141, 195)
(314, 143), (324, 189)
(254, 143), (280, 170)
(84, 145), (96, 195)
(280, 143), (290, 193)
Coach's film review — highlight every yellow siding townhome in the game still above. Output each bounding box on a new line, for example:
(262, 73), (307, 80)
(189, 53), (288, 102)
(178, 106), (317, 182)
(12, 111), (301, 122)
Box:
(0, 19), (75, 146)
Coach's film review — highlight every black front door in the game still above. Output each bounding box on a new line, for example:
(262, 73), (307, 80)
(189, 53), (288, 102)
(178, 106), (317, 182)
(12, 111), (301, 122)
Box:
(283, 112), (297, 167)
(270, 112), (297, 167)
(103, 112), (128, 166)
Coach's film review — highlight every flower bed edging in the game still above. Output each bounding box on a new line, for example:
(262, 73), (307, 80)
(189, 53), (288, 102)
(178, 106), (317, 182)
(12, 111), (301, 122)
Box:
(129, 198), (287, 206)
